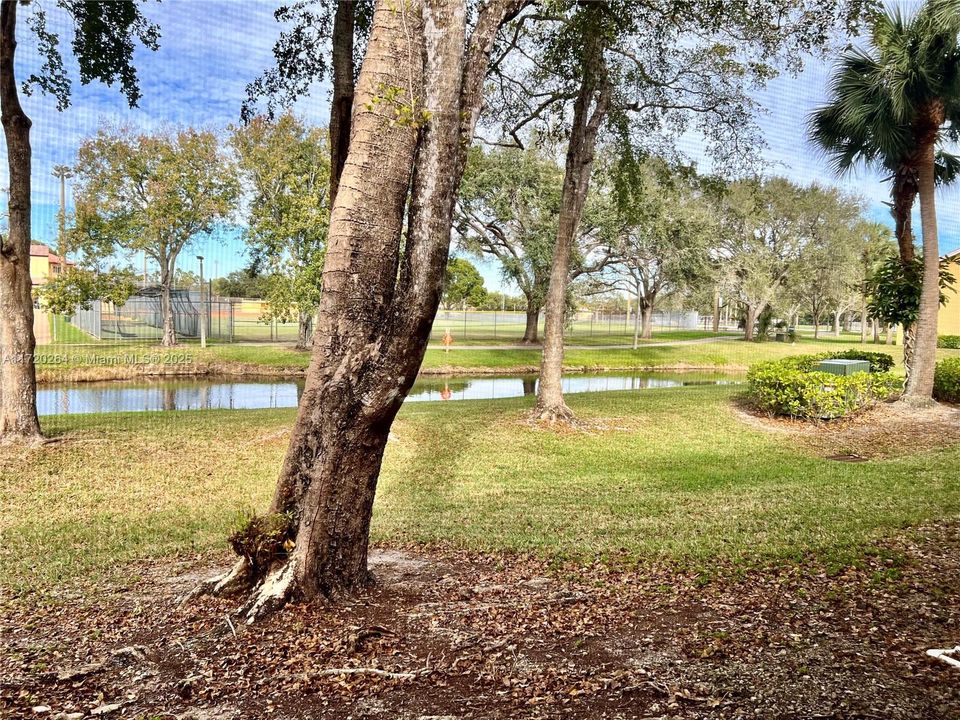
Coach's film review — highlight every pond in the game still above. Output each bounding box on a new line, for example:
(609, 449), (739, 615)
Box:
(36, 371), (744, 416)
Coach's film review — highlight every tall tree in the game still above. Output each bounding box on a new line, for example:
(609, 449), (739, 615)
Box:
(455, 145), (560, 342)
(0, 0), (158, 441)
(193, 0), (526, 620)
(717, 178), (814, 341)
(606, 159), (714, 346)
(73, 128), (239, 346)
(809, 3), (960, 402)
(455, 143), (615, 342)
(498, 0), (872, 422)
(442, 257), (487, 310)
(231, 114), (330, 349)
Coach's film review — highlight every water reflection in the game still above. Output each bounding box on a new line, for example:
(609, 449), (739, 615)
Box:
(37, 372), (742, 416)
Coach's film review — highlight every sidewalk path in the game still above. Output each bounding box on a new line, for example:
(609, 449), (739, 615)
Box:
(33, 309), (51, 344)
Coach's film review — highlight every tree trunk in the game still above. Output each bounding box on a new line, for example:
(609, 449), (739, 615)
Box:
(832, 311), (840, 337)
(891, 167), (917, 264)
(160, 268), (177, 347)
(632, 285), (642, 350)
(813, 313), (820, 339)
(873, 318), (880, 344)
(743, 304), (758, 341)
(192, 0), (522, 620)
(0, 0), (42, 440)
(534, 31), (609, 423)
(296, 310), (312, 350)
(712, 291), (720, 333)
(521, 304), (539, 343)
(860, 301), (867, 344)
(640, 302), (654, 340)
(328, 0), (355, 209)
(903, 124), (941, 403)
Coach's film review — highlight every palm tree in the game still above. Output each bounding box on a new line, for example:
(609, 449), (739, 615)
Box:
(809, 3), (960, 402)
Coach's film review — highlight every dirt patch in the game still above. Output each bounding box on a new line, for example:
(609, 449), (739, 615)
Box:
(3, 528), (959, 719)
(735, 399), (960, 459)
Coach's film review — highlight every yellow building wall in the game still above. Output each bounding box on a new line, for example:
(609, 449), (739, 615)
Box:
(940, 258), (960, 336)
(29, 255), (50, 285)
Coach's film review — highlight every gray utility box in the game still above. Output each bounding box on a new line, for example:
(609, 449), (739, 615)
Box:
(817, 359), (870, 376)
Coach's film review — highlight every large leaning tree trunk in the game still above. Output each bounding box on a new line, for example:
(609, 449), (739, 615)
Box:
(191, 0), (524, 621)
(328, 0), (355, 209)
(902, 104), (945, 404)
(534, 45), (610, 423)
(0, 0), (42, 441)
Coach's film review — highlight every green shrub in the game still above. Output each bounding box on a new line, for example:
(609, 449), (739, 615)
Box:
(748, 356), (901, 419)
(938, 335), (960, 350)
(934, 358), (960, 403)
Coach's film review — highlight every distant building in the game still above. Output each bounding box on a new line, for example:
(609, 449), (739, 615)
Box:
(29, 243), (74, 286)
(942, 248), (960, 337)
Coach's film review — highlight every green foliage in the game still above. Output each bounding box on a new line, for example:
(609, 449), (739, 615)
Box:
(938, 335), (960, 349)
(443, 258), (487, 309)
(21, 1), (160, 111)
(456, 145), (561, 312)
(214, 268), (271, 299)
(748, 354), (901, 418)
(230, 113), (329, 322)
(73, 127), (239, 285)
(866, 254), (956, 327)
(933, 357), (960, 403)
(36, 268), (136, 315)
(808, 3), (960, 182)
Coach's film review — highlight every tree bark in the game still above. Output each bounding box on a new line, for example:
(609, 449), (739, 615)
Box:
(328, 0), (355, 209)
(813, 313), (820, 339)
(521, 304), (539, 343)
(0, 0), (42, 440)
(296, 310), (313, 350)
(534, 32), (609, 423)
(860, 300), (867, 344)
(832, 311), (840, 337)
(903, 131), (941, 402)
(632, 284), (642, 350)
(712, 291), (720, 333)
(640, 302), (654, 340)
(743, 304), (757, 341)
(159, 262), (177, 347)
(194, 0), (524, 620)
(891, 167), (917, 265)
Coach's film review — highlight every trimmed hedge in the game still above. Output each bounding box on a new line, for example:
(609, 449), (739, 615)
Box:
(824, 349), (895, 373)
(938, 335), (960, 350)
(748, 353), (901, 419)
(934, 358), (960, 403)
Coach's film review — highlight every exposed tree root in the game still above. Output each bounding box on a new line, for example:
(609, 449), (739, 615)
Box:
(179, 558), (252, 606)
(893, 395), (940, 410)
(182, 558), (298, 624)
(531, 402), (578, 426)
(240, 561), (297, 624)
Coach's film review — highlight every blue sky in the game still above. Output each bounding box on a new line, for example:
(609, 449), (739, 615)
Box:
(6, 0), (959, 292)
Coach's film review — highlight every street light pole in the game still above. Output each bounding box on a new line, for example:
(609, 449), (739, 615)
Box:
(52, 165), (73, 274)
(197, 255), (206, 348)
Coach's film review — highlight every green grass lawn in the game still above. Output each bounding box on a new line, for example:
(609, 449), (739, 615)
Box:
(3, 386), (958, 594)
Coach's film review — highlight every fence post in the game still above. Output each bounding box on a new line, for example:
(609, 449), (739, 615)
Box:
(493, 310), (497, 339)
